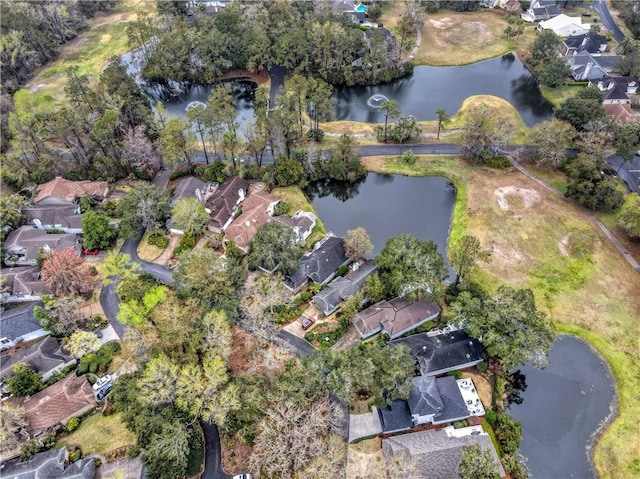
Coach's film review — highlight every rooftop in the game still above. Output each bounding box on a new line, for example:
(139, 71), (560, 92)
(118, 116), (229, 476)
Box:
(285, 235), (349, 290)
(1, 447), (95, 479)
(4, 226), (78, 261)
(408, 375), (470, 425)
(1, 266), (51, 299)
(0, 301), (45, 344)
(34, 177), (108, 204)
(1, 336), (72, 381)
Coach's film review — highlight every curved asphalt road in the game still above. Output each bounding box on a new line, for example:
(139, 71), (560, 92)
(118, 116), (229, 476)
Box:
(593, 0), (625, 42)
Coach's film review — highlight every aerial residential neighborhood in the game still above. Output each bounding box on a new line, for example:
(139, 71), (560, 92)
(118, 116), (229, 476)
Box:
(1, 0), (639, 479)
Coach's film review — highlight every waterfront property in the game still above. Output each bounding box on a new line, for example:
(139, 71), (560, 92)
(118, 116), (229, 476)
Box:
(353, 298), (441, 340)
(205, 176), (250, 233)
(312, 260), (377, 316)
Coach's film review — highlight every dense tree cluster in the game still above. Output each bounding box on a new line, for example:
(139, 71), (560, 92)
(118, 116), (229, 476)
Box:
(528, 30), (571, 88)
(555, 88), (606, 131)
(612, 1), (640, 39)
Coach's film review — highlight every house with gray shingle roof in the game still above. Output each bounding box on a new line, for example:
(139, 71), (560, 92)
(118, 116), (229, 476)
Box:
(0, 302), (48, 351)
(563, 32), (607, 57)
(408, 375), (469, 426)
(273, 210), (317, 244)
(1, 267), (52, 304)
(284, 234), (350, 293)
(1, 447), (95, 479)
(3, 226), (78, 266)
(521, 0), (561, 22)
(389, 329), (485, 377)
(569, 52), (621, 81)
(382, 426), (505, 478)
(312, 260), (377, 316)
(24, 203), (83, 234)
(1, 337), (75, 387)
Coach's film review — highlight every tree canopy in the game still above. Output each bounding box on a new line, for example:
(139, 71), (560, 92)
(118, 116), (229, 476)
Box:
(116, 183), (171, 239)
(171, 197), (209, 237)
(82, 210), (117, 250)
(376, 235), (448, 300)
(247, 221), (302, 274)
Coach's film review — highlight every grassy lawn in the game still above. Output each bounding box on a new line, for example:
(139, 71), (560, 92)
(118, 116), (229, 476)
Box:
(411, 10), (537, 66)
(25, 0), (154, 103)
(58, 413), (136, 455)
(540, 84), (584, 108)
(271, 186), (327, 247)
(362, 154), (640, 479)
(136, 230), (165, 262)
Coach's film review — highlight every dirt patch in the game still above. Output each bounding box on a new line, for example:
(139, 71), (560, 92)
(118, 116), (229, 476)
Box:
(221, 432), (252, 475)
(488, 241), (528, 267)
(429, 17), (456, 29)
(442, 22), (493, 46)
(347, 440), (385, 479)
(461, 369), (492, 408)
(227, 327), (291, 377)
(494, 186), (542, 211)
(558, 234), (571, 257)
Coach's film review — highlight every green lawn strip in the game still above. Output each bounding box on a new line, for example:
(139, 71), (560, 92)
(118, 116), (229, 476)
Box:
(58, 413), (136, 455)
(480, 417), (502, 457)
(271, 186), (327, 246)
(539, 83), (583, 108)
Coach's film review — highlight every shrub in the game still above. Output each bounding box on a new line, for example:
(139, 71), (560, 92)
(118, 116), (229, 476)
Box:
(68, 448), (82, 463)
(21, 441), (39, 459)
(94, 459), (102, 468)
(447, 370), (463, 379)
(89, 362), (98, 374)
(274, 201), (290, 216)
(300, 292), (310, 302)
(304, 332), (315, 342)
(476, 361), (488, 373)
(485, 156), (511, 169)
(66, 417), (81, 433)
(306, 129), (325, 142)
(398, 150), (418, 165)
(335, 265), (349, 277)
(128, 447), (140, 458)
(148, 233), (169, 249)
(169, 166), (193, 181)
(485, 408), (497, 425)
(173, 233), (197, 257)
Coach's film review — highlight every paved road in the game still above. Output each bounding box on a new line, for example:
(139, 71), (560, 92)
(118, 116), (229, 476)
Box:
(593, 0), (625, 42)
(201, 422), (232, 479)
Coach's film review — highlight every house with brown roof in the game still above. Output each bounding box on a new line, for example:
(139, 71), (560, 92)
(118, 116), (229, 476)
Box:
(34, 177), (108, 205)
(224, 183), (281, 251)
(353, 297), (441, 340)
(0, 267), (52, 304)
(8, 374), (95, 432)
(603, 103), (640, 124)
(273, 210), (317, 244)
(205, 177), (250, 233)
(3, 226), (78, 266)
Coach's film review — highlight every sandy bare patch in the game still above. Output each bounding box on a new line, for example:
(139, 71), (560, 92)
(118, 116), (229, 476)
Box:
(347, 442), (384, 479)
(558, 235), (570, 257)
(442, 22), (493, 45)
(494, 186), (542, 211)
(429, 17), (455, 29)
(489, 241), (528, 267)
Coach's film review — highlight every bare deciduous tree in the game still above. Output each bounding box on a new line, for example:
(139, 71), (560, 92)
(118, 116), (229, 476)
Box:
(123, 125), (160, 178)
(41, 247), (94, 297)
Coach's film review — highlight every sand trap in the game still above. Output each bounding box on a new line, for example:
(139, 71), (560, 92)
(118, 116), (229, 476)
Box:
(494, 186), (542, 211)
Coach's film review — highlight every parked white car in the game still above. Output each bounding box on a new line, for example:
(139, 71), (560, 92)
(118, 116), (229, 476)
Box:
(92, 374), (111, 391)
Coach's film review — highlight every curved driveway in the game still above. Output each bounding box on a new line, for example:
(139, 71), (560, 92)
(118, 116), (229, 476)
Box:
(593, 0), (625, 42)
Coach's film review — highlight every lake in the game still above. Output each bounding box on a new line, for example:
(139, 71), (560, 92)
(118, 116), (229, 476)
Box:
(332, 56), (554, 127)
(306, 173), (457, 279)
(508, 335), (616, 479)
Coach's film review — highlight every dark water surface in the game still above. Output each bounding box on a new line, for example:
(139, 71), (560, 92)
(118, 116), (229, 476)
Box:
(332, 56), (554, 127)
(306, 173), (457, 278)
(508, 335), (616, 479)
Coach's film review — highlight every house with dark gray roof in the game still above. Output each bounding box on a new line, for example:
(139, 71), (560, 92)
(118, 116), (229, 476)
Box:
(24, 203), (83, 234)
(521, 0), (561, 22)
(284, 234), (350, 293)
(377, 398), (414, 434)
(389, 329), (485, 377)
(569, 52), (621, 81)
(1, 337), (75, 387)
(0, 447), (95, 479)
(312, 260), (377, 316)
(591, 76), (639, 104)
(352, 297), (441, 340)
(408, 375), (470, 426)
(382, 426), (505, 478)
(0, 302), (48, 351)
(1, 267), (51, 304)
(563, 32), (607, 57)
(3, 226), (78, 266)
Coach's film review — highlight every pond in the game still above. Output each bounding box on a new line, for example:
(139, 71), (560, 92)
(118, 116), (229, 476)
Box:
(508, 335), (616, 479)
(332, 56), (554, 127)
(306, 173), (457, 279)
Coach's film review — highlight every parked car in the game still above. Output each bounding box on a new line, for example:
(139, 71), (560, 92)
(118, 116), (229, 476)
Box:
(301, 315), (316, 330)
(96, 383), (112, 401)
(82, 248), (99, 255)
(232, 475), (253, 479)
(92, 375), (111, 391)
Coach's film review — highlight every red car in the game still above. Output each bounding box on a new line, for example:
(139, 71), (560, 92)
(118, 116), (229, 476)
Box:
(301, 316), (316, 330)
(82, 248), (100, 255)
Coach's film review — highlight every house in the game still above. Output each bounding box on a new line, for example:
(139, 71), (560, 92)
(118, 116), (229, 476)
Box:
(224, 183), (281, 251)
(1, 337), (75, 390)
(3, 226), (78, 266)
(0, 267), (52, 304)
(205, 176), (250, 233)
(388, 328), (485, 377)
(536, 14), (590, 37)
(0, 302), (47, 351)
(34, 177), (108, 205)
(563, 32), (608, 56)
(23, 203), (83, 234)
(521, 0), (561, 22)
(382, 426), (505, 478)
(0, 447), (96, 479)
(312, 260), (377, 316)
(284, 234), (350, 293)
(569, 52), (621, 80)
(8, 374), (95, 432)
(377, 375), (485, 433)
(591, 76), (639, 104)
(352, 297), (441, 340)
(171, 176), (207, 206)
(273, 210), (317, 244)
